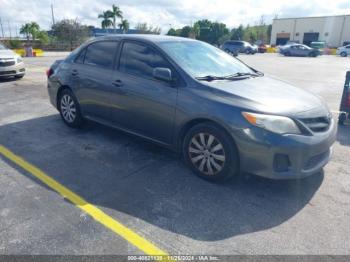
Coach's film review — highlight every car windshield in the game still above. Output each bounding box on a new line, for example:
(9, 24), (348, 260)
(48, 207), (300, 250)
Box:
(158, 40), (254, 78)
(0, 43), (6, 50)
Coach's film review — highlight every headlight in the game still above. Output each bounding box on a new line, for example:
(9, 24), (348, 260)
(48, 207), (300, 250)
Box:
(242, 112), (301, 135)
(16, 57), (23, 63)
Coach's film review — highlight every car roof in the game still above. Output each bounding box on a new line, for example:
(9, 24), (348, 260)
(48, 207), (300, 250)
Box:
(91, 34), (196, 44)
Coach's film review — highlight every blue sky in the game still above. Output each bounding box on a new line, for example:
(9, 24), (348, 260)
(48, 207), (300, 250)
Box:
(0, 0), (349, 36)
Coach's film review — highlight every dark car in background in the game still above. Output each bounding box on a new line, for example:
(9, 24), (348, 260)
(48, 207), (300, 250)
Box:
(280, 44), (321, 57)
(47, 35), (336, 182)
(221, 40), (257, 55)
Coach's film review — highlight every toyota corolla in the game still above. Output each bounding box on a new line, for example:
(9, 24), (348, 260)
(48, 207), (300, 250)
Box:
(47, 35), (336, 181)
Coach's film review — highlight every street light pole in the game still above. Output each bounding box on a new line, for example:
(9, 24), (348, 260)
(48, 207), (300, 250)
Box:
(0, 17), (4, 38)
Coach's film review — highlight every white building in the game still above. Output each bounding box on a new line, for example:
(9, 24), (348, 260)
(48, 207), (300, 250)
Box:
(270, 15), (350, 47)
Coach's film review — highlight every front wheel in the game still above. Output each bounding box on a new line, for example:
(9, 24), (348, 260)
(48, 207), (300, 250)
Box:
(340, 52), (347, 57)
(58, 89), (84, 128)
(183, 122), (239, 182)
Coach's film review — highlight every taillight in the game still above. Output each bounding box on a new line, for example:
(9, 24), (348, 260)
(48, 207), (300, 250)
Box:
(46, 68), (53, 77)
(347, 93), (350, 107)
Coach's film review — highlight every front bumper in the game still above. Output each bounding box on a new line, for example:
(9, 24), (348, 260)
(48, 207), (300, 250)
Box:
(0, 62), (25, 77)
(232, 119), (337, 179)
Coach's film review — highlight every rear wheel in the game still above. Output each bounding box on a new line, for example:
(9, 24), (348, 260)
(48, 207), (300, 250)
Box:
(309, 52), (317, 57)
(14, 75), (24, 79)
(339, 112), (347, 125)
(183, 122), (239, 182)
(340, 51), (347, 57)
(58, 89), (84, 128)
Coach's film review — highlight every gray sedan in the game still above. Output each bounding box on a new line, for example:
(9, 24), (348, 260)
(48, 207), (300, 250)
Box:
(47, 35), (335, 182)
(280, 44), (321, 57)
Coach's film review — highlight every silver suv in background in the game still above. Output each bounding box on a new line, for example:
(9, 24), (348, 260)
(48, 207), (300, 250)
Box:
(0, 43), (25, 79)
(337, 45), (350, 57)
(221, 40), (257, 55)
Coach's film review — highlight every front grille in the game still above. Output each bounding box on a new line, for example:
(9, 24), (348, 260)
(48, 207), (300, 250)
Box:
(0, 60), (15, 67)
(0, 71), (16, 76)
(299, 116), (331, 133)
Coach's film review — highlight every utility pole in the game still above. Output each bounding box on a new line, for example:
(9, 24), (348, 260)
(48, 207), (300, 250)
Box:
(51, 3), (55, 26)
(8, 20), (12, 39)
(0, 17), (4, 39)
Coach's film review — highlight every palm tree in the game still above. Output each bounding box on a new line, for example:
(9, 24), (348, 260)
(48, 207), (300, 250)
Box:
(20, 22), (40, 41)
(98, 11), (113, 30)
(20, 23), (31, 41)
(108, 4), (123, 33)
(118, 19), (129, 34)
(29, 22), (40, 40)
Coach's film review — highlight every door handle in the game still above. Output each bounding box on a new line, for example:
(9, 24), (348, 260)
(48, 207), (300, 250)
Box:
(112, 79), (123, 87)
(71, 69), (78, 76)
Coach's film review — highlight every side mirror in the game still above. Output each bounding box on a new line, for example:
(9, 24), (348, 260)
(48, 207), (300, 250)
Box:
(153, 67), (172, 82)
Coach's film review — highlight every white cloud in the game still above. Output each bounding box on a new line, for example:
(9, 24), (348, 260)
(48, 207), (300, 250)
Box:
(0, 0), (349, 36)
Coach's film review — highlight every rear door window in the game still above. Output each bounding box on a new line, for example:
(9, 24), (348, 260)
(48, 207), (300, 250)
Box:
(84, 41), (118, 69)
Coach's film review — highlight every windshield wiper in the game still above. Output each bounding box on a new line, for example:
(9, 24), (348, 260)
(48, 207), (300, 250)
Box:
(224, 72), (263, 78)
(195, 75), (229, 81)
(196, 72), (263, 82)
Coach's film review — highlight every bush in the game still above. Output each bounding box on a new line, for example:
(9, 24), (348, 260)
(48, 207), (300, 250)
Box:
(8, 39), (22, 49)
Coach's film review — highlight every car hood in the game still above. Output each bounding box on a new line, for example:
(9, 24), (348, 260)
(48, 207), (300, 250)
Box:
(0, 49), (16, 58)
(203, 75), (329, 117)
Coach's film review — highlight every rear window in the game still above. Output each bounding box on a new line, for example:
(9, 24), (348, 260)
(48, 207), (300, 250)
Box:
(84, 41), (118, 69)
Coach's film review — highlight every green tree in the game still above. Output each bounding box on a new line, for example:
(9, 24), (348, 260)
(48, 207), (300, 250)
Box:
(37, 30), (49, 44)
(135, 23), (161, 34)
(108, 4), (123, 32)
(118, 19), (129, 33)
(98, 11), (113, 29)
(20, 22), (40, 41)
(180, 26), (192, 37)
(52, 19), (90, 50)
(167, 28), (177, 36)
(231, 25), (244, 40)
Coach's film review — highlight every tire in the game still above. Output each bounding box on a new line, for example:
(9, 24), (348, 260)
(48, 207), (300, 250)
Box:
(309, 52), (317, 57)
(183, 122), (239, 182)
(58, 89), (84, 128)
(338, 112), (347, 125)
(15, 75), (24, 79)
(245, 49), (251, 54)
(340, 52), (347, 57)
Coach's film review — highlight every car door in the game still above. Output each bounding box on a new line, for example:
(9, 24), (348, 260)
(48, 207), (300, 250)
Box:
(109, 41), (178, 144)
(73, 40), (119, 121)
(300, 45), (310, 56)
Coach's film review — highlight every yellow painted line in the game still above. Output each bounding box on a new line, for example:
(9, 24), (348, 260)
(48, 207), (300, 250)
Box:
(0, 144), (169, 258)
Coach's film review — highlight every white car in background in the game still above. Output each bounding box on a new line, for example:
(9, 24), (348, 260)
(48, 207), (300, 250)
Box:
(336, 45), (350, 57)
(0, 43), (25, 79)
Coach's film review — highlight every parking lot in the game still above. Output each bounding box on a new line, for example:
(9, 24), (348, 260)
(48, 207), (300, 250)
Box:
(1, 53), (350, 256)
